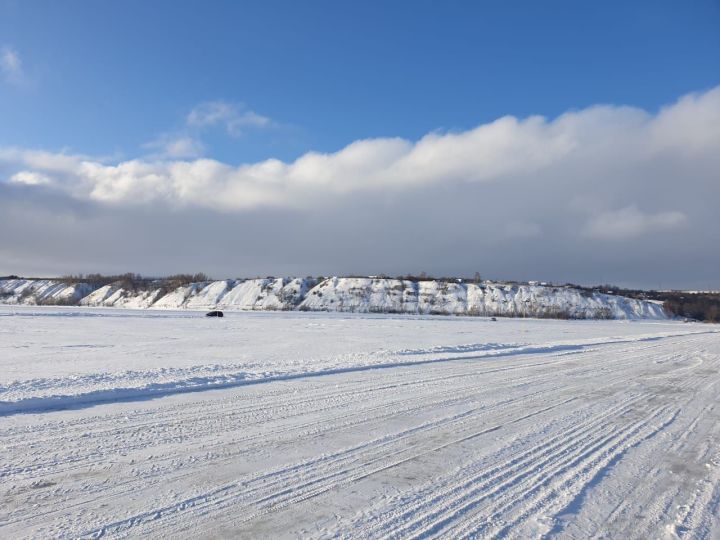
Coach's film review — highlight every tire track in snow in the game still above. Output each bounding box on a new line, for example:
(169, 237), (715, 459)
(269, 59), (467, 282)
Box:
(2, 335), (664, 483)
(90, 340), (682, 538)
(334, 342), (716, 537)
(3, 331), (719, 539)
(1, 331), (688, 482)
(318, 340), (716, 538)
(4, 330), (714, 416)
(75, 394), (581, 538)
(329, 394), (655, 539)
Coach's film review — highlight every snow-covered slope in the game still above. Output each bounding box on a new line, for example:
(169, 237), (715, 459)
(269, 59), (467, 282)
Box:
(297, 278), (667, 319)
(217, 277), (314, 310)
(80, 285), (164, 309)
(0, 277), (668, 319)
(0, 279), (94, 306)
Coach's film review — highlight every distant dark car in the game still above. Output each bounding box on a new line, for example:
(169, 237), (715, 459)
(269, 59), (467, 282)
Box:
(206, 310), (224, 317)
(490, 317), (497, 321)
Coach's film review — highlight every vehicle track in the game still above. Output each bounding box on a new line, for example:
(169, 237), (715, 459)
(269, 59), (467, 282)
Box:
(1, 328), (718, 539)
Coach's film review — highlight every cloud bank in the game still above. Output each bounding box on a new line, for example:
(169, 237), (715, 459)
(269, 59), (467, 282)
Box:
(1, 87), (719, 288)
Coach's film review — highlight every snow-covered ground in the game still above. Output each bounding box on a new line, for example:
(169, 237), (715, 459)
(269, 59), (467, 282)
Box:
(1, 307), (718, 538)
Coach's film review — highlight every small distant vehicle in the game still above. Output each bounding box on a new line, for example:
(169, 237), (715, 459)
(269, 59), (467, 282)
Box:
(490, 317), (497, 321)
(206, 310), (224, 317)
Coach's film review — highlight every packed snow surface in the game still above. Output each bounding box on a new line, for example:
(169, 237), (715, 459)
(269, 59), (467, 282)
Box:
(1, 307), (718, 539)
(0, 277), (668, 319)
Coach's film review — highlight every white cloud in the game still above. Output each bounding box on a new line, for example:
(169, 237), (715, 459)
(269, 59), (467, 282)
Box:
(1, 46), (24, 85)
(583, 206), (687, 241)
(143, 135), (205, 160)
(9, 171), (52, 186)
(649, 88), (720, 155)
(0, 86), (718, 219)
(186, 101), (271, 136)
(0, 147), (85, 173)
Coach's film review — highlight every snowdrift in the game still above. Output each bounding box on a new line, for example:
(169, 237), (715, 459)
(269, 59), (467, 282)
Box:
(0, 277), (668, 319)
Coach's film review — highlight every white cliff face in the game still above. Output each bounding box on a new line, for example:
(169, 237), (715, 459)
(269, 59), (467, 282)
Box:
(81, 285), (164, 309)
(184, 280), (237, 309)
(151, 282), (210, 309)
(296, 278), (667, 319)
(216, 278), (314, 311)
(0, 279), (93, 305)
(0, 277), (668, 320)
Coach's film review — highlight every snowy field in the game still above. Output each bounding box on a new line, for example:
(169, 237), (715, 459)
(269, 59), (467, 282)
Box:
(1, 307), (719, 538)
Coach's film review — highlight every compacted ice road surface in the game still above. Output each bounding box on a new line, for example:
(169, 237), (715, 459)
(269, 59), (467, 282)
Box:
(1, 308), (719, 539)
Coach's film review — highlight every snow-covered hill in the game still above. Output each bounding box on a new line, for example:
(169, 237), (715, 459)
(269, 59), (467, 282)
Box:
(0, 277), (668, 319)
(0, 279), (94, 306)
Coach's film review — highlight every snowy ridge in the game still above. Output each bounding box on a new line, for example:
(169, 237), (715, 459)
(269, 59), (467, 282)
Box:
(298, 278), (667, 319)
(80, 285), (164, 309)
(0, 279), (93, 306)
(0, 277), (668, 319)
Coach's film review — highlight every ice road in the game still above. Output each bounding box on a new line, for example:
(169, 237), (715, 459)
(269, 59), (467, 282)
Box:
(1, 307), (719, 538)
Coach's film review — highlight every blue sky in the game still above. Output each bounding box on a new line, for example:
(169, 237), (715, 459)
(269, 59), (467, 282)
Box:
(1, 1), (719, 288)
(2, 0), (718, 163)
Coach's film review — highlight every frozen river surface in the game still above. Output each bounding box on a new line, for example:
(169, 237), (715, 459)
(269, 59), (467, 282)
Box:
(1, 307), (719, 538)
